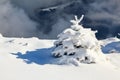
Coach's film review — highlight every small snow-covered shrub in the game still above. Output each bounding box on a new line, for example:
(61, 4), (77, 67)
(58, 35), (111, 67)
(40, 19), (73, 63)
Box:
(52, 15), (106, 66)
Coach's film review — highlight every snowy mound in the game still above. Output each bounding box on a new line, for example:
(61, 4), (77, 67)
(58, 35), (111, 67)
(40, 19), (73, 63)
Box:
(0, 33), (120, 80)
(52, 15), (106, 66)
(102, 41), (120, 53)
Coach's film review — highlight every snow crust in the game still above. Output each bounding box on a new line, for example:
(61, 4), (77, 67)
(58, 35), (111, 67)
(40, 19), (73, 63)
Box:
(0, 34), (120, 80)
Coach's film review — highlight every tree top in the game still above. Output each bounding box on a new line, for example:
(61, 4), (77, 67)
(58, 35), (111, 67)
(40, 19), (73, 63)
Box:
(70, 15), (84, 25)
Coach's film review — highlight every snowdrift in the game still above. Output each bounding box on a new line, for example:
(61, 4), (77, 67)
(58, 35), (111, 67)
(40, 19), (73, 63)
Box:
(0, 33), (120, 80)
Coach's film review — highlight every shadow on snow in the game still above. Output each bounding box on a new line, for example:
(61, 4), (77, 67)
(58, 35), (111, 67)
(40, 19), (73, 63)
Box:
(102, 41), (120, 53)
(11, 47), (58, 65)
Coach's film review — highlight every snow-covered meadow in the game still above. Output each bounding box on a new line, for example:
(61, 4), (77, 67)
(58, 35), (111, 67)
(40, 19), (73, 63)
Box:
(0, 1), (120, 80)
(0, 33), (120, 80)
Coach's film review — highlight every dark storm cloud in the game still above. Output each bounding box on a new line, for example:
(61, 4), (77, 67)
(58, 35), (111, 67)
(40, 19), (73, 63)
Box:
(1, 0), (120, 39)
(35, 0), (120, 39)
(85, 0), (120, 39)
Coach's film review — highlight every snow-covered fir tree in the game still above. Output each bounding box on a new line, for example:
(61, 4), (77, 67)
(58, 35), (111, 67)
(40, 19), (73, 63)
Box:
(52, 15), (106, 65)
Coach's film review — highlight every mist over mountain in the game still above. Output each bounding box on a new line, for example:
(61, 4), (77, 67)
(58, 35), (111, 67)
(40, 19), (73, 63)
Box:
(0, 0), (120, 39)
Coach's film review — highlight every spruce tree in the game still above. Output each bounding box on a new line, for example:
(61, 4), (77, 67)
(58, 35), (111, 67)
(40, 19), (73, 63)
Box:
(52, 15), (106, 65)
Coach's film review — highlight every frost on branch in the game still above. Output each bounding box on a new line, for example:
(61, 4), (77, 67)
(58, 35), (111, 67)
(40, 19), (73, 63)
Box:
(52, 15), (106, 66)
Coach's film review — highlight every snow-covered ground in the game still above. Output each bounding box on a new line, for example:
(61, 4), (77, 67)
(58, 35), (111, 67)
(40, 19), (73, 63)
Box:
(0, 34), (120, 80)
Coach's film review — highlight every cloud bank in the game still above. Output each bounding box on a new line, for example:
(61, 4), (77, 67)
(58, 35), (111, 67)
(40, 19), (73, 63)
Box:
(0, 0), (120, 39)
(0, 1), (38, 38)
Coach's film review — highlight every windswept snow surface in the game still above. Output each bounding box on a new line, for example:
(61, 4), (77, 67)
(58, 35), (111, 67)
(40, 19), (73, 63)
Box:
(0, 35), (120, 80)
(102, 37), (120, 53)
